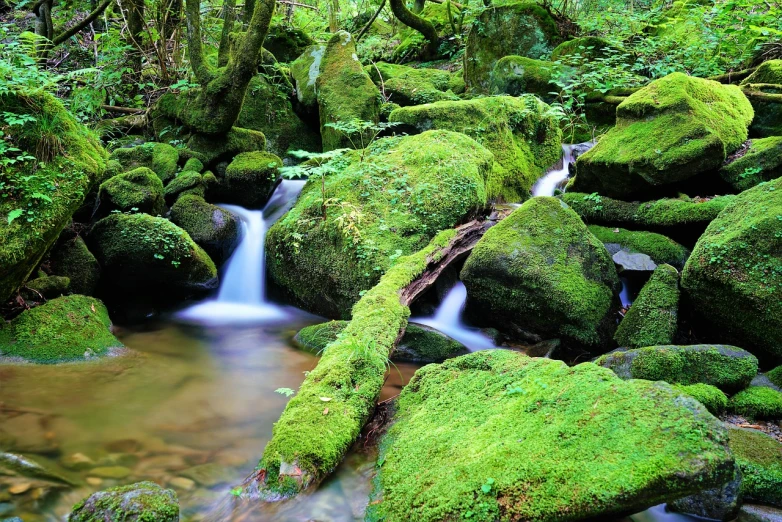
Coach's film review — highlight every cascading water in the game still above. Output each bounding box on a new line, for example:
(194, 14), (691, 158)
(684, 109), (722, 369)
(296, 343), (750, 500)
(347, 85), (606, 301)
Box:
(531, 144), (578, 198)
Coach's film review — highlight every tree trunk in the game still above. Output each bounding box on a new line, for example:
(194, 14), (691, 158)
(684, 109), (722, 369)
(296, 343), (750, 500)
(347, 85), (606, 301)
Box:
(217, 0), (237, 67)
(412, 0), (425, 14)
(243, 0), (255, 23)
(389, 0), (438, 57)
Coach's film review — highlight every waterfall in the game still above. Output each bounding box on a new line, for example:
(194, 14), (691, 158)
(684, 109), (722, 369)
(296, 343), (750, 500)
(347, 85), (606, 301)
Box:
(531, 144), (577, 198)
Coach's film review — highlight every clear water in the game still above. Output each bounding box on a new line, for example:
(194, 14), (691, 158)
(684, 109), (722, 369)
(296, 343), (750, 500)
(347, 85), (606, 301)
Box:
(531, 144), (577, 198)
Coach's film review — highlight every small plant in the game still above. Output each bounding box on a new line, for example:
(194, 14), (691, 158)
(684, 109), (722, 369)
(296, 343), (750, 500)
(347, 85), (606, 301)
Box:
(323, 119), (401, 162)
(275, 387), (296, 397)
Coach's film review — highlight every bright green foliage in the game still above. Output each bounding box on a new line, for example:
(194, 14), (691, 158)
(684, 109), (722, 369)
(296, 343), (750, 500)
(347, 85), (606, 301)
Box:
(267, 130), (491, 317)
(365, 62), (459, 106)
(729, 428), (782, 507)
(255, 228), (459, 500)
(595, 345), (758, 393)
(615, 264), (680, 348)
(0, 90), (107, 302)
(769, 366), (782, 388)
(461, 197), (620, 349)
(672, 383), (728, 415)
(109, 142), (179, 184)
(489, 56), (574, 102)
(69, 481), (179, 522)
(98, 167), (165, 216)
(729, 387), (782, 420)
(317, 31), (381, 151)
(588, 225), (690, 269)
(367, 350), (733, 521)
(464, 2), (561, 92)
(572, 73), (754, 198)
(681, 178), (782, 360)
(294, 320), (349, 353)
(448, 69), (465, 94)
(264, 24), (314, 63)
(290, 45), (325, 111)
(719, 136), (782, 192)
(184, 126), (267, 165)
(741, 60), (782, 86)
(50, 236), (100, 296)
(221, 151), (281, 208)
(550, 36), (620, 61)
(169, 195), (240, 265)
(0, 295), (121, 363)
(164, 171), (204, 205)
(390, 96), (562, 202)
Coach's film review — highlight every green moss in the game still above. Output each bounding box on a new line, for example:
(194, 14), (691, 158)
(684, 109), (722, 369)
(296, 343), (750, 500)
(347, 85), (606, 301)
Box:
(0, 295), (121, 363)
(367, 350), (733, 521)
(672, 383), (728, 415)
(182, 157), (204, 173)
(264, 24), (314, 63)
(50, 236), (100, 296)
(290, 45), (325, 110)
(220, 151), (282, 208)
(729, 428), (782, 507)
(741, 60), (782, 86)
(595, 344), (758, 393)
(69, 481), (179, 522)
(169, 195), (239, 265)
(164, 171), (204, 205)
(267, 130), (491, 317)
(588, 225), (690, 269)
(769, 366), (782, 388)
(461, 197), (620, 349)
(294, 320), (348, 353)
(390, 95), (562, 202)
(185, 126), (267, 165)
(489, 56), (575, 102)
(448, 68), (465, 94)
(109, 142), (179, 184)
(615, 264), (680, 348)
(365, 62), (459, 106)
(729, 387), (782, 420)
(550, 36), (621, 61)
(98, 167), (165, 216)
(719, 136), (782, 191)
(680, 178), (782, 360)
(571, 73), (754, 198)
(22, 275), (70, 300)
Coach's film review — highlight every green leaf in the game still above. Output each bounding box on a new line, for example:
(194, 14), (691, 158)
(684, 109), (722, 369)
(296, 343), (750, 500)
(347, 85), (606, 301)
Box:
(7, 208), (23, 224)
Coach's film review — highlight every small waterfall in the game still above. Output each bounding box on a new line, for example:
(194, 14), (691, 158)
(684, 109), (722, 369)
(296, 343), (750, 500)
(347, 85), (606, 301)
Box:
(531, 144), (577, 198)
(411, 282), (496, 351)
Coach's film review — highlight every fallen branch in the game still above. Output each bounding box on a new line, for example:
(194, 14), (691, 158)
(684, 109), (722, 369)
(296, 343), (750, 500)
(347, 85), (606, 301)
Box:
(707, 67), (757, 85)
(356, 0), (386, 42)
(100, 105), (147, 114)
(52, 0), (113, 45)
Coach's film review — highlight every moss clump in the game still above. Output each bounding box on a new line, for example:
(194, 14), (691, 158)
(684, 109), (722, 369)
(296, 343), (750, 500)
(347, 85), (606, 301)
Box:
(719, 136), (782, 192)
(464, 2), (561, 92)
(182, 157), (204, 173)
(218, 151), (282, 208)
(184, 126), (267, 166)
(588, 225), (690, 269)
(489, 56), (574, 102)
(164, 171), (204, 205)
(680, 178), (782, 360)
(294, 320), (348, 353)
(367, 350), (733, 521)
(729, 428), (782, 507)
(290, 44), (325, 112)
(743, 84), (782, 138)
(0, 295), (121, 363)
(390, 96), (562, 202)
(615, 264), (679, 348)
(109, 142), (179, 184)
(571, 73), (754, 198)
(98, 167), (165, 217)
(21, 275), (70, 301)
(365, 62), (459, 106)
(461, 197), (620, 349)
(267, 130), (491, 317)
(741, 60), (782, 86)
(550, 36), (621, 61)
(317, 32), (381, 151)
(264, 24), (314, 63)
(88, 213), (217, 296)
(768, 366), (782, 388)
(729, 387), (782, 420)
(50, 236), (100, 296)
(672, 383), (728, 415)
(169, 195), (240, 265)
(69, 481), (179, 522)
(596, 344), (758, 393)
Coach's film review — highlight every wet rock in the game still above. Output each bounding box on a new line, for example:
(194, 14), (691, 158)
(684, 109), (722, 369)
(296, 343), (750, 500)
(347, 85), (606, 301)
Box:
(87, 466), (132, 479)
(168, 477), (195, 491)
(216, 152), (281, 209)
(612, 250), (657, 272)
(739, 504), (782, 522)
(59, 453), (95, 471)
(169, 195), (240, 266)
(0, 453), (76, 485)
(589, 226), (690, 270)
(669, 464), (743, 520)
(69, 481), (179, 522)
(104, 439), (143, 454)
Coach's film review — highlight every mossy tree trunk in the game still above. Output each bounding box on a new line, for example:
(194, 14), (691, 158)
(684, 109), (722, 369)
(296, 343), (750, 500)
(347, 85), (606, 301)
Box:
(217, 0), (237, 67)
(412, 0), (425, 14)
(389, 0), (438, 57)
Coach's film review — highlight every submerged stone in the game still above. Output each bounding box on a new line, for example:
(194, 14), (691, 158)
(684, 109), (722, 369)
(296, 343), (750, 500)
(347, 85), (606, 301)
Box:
(69, 481), (179, 522)
(739, 504), (782, 522)
(614, 264), (679, 348)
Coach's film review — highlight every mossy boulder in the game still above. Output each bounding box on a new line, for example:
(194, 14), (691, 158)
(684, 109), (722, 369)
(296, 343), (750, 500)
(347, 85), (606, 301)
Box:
(169, 195), (240, 265)
(464, 2), (561, 92)
(729, 428), (782, 507)
(588, 225), (690, 269)
(0, 90), (107, 302)
(69, 481), (179, 522)
(21, 275), (70, 301)
(743, 84), (782, 139)
(741, 60), (782, 86)
(729, 387), (782, 420)
(367, 350), (734, 521)
(164, 171), (204, 205)
(365, 62), (459, 106)
(680, 178), (782, 360)
(109, 142), (179, 184)
(769, 366), (782, 388)
(489, 56), (574, 102)
(390, 96), (562, 202)
(550, 36), (622, 61)
(461, 197), (620, 350)
(571, 73), (754, 198)
(217, 151), (282, 208)
(267, 130), (491, 317)
(290, 44), (325, 113)
(182, 157), (204, 173)
(97, 167), (165, 217)
(184, 126), (267, 166)
(50, 236), (100, 296)
(614, 264), (680, 348)
(719, 136), (782, 192)
(264, 24), (314, 63)
(317, 31), (381, 151)
(0, 295), (122, 363)
(595, 344), (758, 393)
(672, 383), (728, 415)
(88, 213), (218, 296)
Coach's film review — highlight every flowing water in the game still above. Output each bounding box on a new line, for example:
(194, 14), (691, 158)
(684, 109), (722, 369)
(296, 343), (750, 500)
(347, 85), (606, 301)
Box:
(531, 144), (578, 198)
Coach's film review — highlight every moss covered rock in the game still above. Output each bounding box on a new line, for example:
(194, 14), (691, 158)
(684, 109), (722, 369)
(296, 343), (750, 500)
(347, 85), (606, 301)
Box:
(0, 90), (107, 302)
(571, 73), (754, 198)
(588, 225), (690, 269)
(729, 428), (782, 507)
(550, 36), (622, 61)
(69, 481), (179, 522)
(217, 151), (282, 208)
(741, 60), (782, 86)
(461, 197), (620, 349)
(185, 126), (267, 166)
(164, 171), (204, 205)
(290, 44), (325, 113)
(464, 2), (561, 92)
(719, 136), (782, 192)
(97, 167), (165, 217)
(50, 236), (100, 296)
(264, 24), (314, 63)
(681, 178), (782, 360)
(109, 142), (178, 184)
(368, 350), (734, 521)
(21, 275), (70, 301)
(769, 366), (782, 388)
(88, 213), (218, 296)
(169, 195), (240, 265)
(743, 84), (782, 139)
(365, 62), (459, 106)
(0, 295), (122, 363)
(595, 344), (758, 393)
(729, 387), (782, 420)
(672, 383), (728, 415)
(390, 96), (562, 202)
(182, 157), (204, 173)
(267, 130), (491, 317)
(489, 56), (574, 101)
(615, 264), (680, 348)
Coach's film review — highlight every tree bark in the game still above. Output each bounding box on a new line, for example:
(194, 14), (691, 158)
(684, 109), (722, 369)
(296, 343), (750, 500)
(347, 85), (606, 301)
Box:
(217, 0), (237, 67)
(389, 0), (438, 57)
(52, 0), (113, 45)
(412, 0), (425, 14)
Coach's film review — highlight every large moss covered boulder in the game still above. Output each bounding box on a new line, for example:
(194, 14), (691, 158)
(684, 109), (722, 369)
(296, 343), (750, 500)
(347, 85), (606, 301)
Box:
(169, 195), (240, 265)
(365, 62), (459, 106)
(729, 428), (782, 507)
(0, 295), (122, 363)
(464, 2), (561, 92)
(97, 167), (165, 217)
(489, 56), (574, 101)
(367, 350), (734, 521)
(184, 126), (267, 166)
(267, 130), (491, 317)
(595, 344), (758, 393)
(69, 481), (179, 522)
(571, 73), (754, 198)
(263, 24), (314, 63)
(290, 44), (325, 113)
(0, 90), (107, 302)
(216, 151), (282, 208)
(88, 213), (218, 296)
(614, 264), (680, 348)
(109, 142), (178, 184)
(461, 197), (620, 349)
(681, 178), (782, 360)
(719, 136), (782, 192)
(729, 387), (782, 420)
(741, 60), (782, 86)
(390, 96), (562, 202)
(50, 236), (101, 295)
